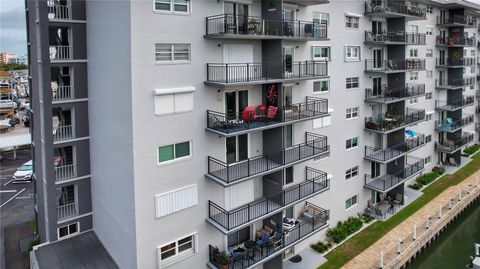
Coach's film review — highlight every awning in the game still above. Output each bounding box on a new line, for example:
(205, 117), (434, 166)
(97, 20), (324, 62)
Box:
(405, 130), (416, 137)
(0, 133), (31, 149)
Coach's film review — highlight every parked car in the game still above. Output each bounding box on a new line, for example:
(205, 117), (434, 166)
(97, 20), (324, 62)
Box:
(0, 100), (15, 109)
(13, 160), (33, 182)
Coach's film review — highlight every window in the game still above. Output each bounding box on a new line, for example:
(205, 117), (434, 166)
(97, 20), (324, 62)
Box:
(346, 107), (359, 119)
(345, 46), (360, 61)
(409, 49), (418, 58)
(346, 137), (358, 149)
(426, 114), (432, 121)
(313, 12), (329, 25)
(158, 233), (198, 267)
(426, 5), (433, 14)
(346, 77), (359, 89)
(312, 46), (330, 60)
(410, 72), (418, 81)
(154, 0), (190, 13)
(471, 50), (476, 57)
(345, 166), (359, 180)
(426, 71), (433, 78)
(426, 92), (432, 100)
(285, 167), (294, 185)
(58, 222), (79, 239)
(471, 66), (476, 74)
(409, 97), (418, 104)
(155, 43), (191, 62)
(424, 156), (431, 164)
(155, 185), (198, 218)
(410, 25), (418, 33)
(345, 195), (358, 209)
(154, 87), (195, 115)
(158, 141), (191, 163)
(313, 80), (329, 93)
(345, 16), (359, 29)
(426, 26), (433, 35)
(284, 125), (293, 148)
(426, 49), (433, 58)
(426, 134), (432, 143)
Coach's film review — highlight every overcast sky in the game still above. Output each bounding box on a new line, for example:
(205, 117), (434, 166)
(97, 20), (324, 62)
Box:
(2, 0), (480, 57)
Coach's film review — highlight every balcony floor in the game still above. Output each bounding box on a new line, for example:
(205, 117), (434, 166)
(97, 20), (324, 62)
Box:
(444, 156), (472, 175)
(369, 187), (423, 221)
(283, 248), (327, 269)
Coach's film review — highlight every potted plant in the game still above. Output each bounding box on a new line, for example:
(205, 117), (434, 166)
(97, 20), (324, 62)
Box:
(217, 250), (230, 269)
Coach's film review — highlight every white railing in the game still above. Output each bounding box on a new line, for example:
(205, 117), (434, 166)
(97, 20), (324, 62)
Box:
(55, 164), (76, 182)
(57, 203), (77, 220)
(50, 45), (71, 60)
(48, 4), (70, 20)
(52, 85), (72, 100)
(53, 125), (73, 141)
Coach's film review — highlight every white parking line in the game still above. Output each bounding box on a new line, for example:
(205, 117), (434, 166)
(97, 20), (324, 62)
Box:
(3, 179), (14, 186)
(0, 190), (17, 193)
(0, 188), (26, 208)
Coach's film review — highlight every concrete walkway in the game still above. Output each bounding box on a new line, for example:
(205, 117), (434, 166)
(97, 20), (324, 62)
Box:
(342, 170), (480, 269)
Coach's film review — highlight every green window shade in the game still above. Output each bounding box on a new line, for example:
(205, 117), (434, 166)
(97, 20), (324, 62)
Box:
(175, 142), (190, 158)
(159, 145), (174, 162)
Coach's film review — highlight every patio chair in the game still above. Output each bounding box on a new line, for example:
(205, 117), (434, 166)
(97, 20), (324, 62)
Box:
(449, 157), (459, 167)
(374, 207), (386, 220)
(393, 193), (403, 206)
(255, 232), (270, 248)
(267, 106), (278, 120)
(268, 232), (283, 250)
(241, 106), (256, 121)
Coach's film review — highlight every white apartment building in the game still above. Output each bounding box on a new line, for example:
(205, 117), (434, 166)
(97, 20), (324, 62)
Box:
(27, 0), (480, 268)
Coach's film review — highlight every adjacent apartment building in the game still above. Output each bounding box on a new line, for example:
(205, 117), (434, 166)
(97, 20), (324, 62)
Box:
(26, 0), (480, 268)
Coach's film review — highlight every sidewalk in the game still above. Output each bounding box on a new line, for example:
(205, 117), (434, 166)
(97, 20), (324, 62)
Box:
(342, 170), (480, 269)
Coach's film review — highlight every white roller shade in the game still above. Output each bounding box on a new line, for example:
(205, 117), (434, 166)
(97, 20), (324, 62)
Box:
(174, 92), (194, 113)
(154, 95), (175, 116)
(155, 185), (198, 218)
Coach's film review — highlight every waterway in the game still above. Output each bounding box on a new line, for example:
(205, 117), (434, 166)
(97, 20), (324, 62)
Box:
(406, 199), (480, 269)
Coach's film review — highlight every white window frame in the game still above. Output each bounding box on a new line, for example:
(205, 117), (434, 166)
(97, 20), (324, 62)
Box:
(426, 70), (433, 78)
(153, 0), (191, 14)
(313, 11), (329, 25)
(346, 77), (359, 89)
(426, 49), (433, 58)
(345, 107), (359, 119)
(410, 72), (418, 81)
(157, 232), (199, 267)
(57, 222), (80, 240)
(312, 46), (330, 61)
(313, 79), (330, 94)
(155, 43), (191, 64)
(426, 26), (433, 35)
(424, 156), (431, 164)
(346, 137), (358, 150)
(157, 141), (192, 165)
(426, 92), (432, 100)
(409, 48), (418, 58)
(409, 97), (418, 104)
(345, 166), (359, 180)
(426, 5), (433, 14)
(345, 46), (361, 62)
(345, 16), (359, 29)
(345, 194), (358, 210)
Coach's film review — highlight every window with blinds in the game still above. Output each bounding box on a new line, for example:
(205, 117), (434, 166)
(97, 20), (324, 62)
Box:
(155, 184), (198, 218)
(158, 141), (191, 163)
(155, 43), (191, 62)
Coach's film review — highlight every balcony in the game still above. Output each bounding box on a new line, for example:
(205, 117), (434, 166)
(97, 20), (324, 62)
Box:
(364, 156), (424, 192)
(206, 133), (329, 186)
(49, 45), (71, 61)
(365, 134), (425, 163)
(57, 203), (77, 220)
(437, 15), (477, 28)
(436, 57), (476, 67)
(48, 1), (70, 20)
(52, 85), (72, 101)
(436, 77), (476, 90)
(53, 125), (73, 142)
(436, 36), (476, 47)
(206, 97), (328, 136)
(364, 59), (425, 73)
(208, 204), (329, 269)
(435, 96), (475, 111)
(205, 14), (327, 41)
(435, 115), (474, 132)
(207, 167), (329, 233)
(364, 108), (426, 133)
(365, 31), (426, 45)
(365, 84), (425, 104)
(364, 1), (426, 20)
(205, 61), (328, 87)
(55, 164), (76, 182)
(435, 133), (475, 153)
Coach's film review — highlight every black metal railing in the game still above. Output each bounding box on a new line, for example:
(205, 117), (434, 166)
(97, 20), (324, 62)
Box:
(208, 204), (329, 269)
(365, 59), (425, 72)
(437, 15), (477, 27)
(208, 167), (329, 231)
(436, 57), (476, 66)
(435, 133), (474, 153)
(365, 31), (426, 44)
(207, 96), (328, 135)
(205, 14), (328, 39)
(436, 77), (476, 88)
(365, 1), (426, 18)
(436, 36), (476, 46)
(206, 61), (328, 84)
(365, 84), (425, 102)
(435, 96), (475, 110)
(435, 115), (474, 132)
(365, 108), (426, 132)
(365, 134), (425, 162)
(365, 156), (424, 192)
(207, 133), (329, 184)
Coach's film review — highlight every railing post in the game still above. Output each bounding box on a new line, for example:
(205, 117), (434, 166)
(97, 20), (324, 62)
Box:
(225, 64), (229, 84)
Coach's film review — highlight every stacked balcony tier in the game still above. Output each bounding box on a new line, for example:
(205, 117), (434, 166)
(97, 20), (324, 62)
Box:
(364, 108), (425, 133)
(435, 96), (475, 111)
(205, 14), (327, 41)
(436, 36), (476, 47)
(364, 59), (426, 73)
(207, 167), (329, 233)
(364, 134), (425, 163)
(364, 1), (426, 20)
(436, 77), (476, 89)
(364, 156), (425, 192)
(435, 115), (474, 133)
(207, 97), (329, 136)
(435, 133), (475, 153)
(436, 57), (476, 67)
(436, 15), (477, 28)
(365, 31), (426, 45)
(364, 84), (425, 104)
(206, 133), (329, 186)
(208, 203), (329, 269)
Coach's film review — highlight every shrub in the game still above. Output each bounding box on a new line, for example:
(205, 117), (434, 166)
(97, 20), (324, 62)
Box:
(311, 241), (330, 253)
(432, 166), (445, 175)
(360, 214), (374, 223)
(409, 170), (443, 190)
(408, 182), (423, 190)
(27, 236), (40, 252)
(463, 145), (480, 156)
(326, 217), (363, 244)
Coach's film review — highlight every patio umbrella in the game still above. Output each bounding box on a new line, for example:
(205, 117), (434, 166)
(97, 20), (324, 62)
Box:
(405, 130), (416, 137)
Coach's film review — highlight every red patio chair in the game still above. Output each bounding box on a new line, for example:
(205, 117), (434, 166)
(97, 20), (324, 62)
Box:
(242, 106), (256, 121)
(267, 106), (278, 119)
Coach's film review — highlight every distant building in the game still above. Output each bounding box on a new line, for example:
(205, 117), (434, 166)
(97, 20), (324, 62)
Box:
(0, 52), (18, 64)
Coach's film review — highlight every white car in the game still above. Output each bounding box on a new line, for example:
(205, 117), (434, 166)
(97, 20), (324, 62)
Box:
(13, 160), (33, 182)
